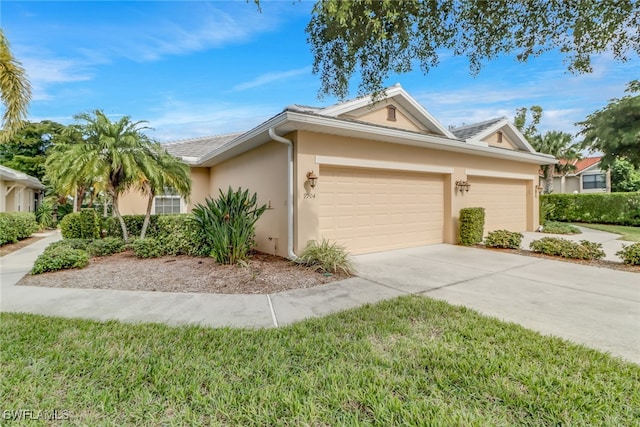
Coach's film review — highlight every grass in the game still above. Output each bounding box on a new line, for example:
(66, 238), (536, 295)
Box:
(2, 296), (638, 426)
(541, 221), (581, 235)
(574, 223), (640, 242)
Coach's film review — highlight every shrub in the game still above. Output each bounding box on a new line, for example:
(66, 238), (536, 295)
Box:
(103, 215), (160, 239)
(484, 230), (523, 249)
(529, 237), (605, 260)
(31, 246), (89, 274)
(616, 243), (640, 265)
(192, 187), (267, 264)
(156, 214), (209, 256)
(541, 193), (640, 226)
(47, 238), (92, 251)
(459, 207), (485, 246)
(539, 199), (556, 226)
(130, 238), (164, 258)
(35, 201), (55, 229)
(87, 237), (125, 257)
(295, 239), (355, 275)
(60, 209), (100, 239)
(0, 212), (39, 245)
(540, 221), (581, 235)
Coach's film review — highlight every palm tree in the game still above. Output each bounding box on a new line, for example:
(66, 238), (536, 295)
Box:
(0, 30), (31, 142)
(531, 131), (582, 193)
(137, 145), (191, 239)
(46, 110), (157, 241)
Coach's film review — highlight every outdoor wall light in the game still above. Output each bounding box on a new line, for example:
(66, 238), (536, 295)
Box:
(455, 180), (471, 193)
(306, 171), (318, 189)
(535, 185), (544, 197)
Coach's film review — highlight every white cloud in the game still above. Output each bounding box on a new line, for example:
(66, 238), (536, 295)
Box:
(232, 67), (312, 91)
(20, 56), (93, 101)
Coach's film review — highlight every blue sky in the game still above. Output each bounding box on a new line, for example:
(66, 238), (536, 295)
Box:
(2, 1), (637, 143)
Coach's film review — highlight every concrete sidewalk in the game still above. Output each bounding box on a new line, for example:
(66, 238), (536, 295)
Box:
(1, 232), (638, 364)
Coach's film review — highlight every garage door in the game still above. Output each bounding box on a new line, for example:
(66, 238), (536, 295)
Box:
(319, 166), (444, 254)
(464, 177), (527, 233)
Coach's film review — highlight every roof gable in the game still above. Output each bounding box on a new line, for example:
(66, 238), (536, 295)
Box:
(451, 117), (536, 153)
(317, 84), (455, 138)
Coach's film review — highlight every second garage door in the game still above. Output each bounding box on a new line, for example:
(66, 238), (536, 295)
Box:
(464, 176), (527, 233)
(318, 166), (444, 254)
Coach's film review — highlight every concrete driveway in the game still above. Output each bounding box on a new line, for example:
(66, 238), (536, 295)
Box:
(355, 245), (640, 364)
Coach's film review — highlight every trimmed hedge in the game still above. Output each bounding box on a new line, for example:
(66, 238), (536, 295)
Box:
(529, 237), (605, 260)
(31, 246), (89, 274)
(60, 209), (101, 239)
(484, 230), (523, 249)
(541, 193), (640, 226)
(0, 212), (39, 246)
(103, 215), (160, 240)
(459, 207), (485, 246)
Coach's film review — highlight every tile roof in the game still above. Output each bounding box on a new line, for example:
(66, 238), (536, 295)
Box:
(542, 156), (602, 176)
(450, 117), (505, 140)
(163, 132), (244, 160)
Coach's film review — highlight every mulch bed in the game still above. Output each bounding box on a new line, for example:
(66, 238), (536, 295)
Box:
(0, 236), (46, 257)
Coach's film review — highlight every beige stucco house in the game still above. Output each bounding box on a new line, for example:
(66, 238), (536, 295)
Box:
(542, 156), (611, 194)
(121, 85), (556, 257)
(0, 165), (45, 213)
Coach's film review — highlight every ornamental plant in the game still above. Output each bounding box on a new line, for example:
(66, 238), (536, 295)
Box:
(295, 239), (355, 275)
(616, 243), (640, 265)
(459, 207), (485, 246)
(484, 230), (523, 249)
(529, 237), (605, 260)
(192, 187), (267, 264)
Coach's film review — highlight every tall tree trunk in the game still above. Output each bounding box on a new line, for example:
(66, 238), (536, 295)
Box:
(140, 192), (154, 239)
(544, 166), (554, 194)
(112, 192), (129, 243)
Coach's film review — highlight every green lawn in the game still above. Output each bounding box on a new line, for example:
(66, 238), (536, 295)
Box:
(574, 223), (640, 242)
(2, 296), (638, 426)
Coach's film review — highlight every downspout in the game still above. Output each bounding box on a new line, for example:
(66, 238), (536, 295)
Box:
(268, 127), (297, 260)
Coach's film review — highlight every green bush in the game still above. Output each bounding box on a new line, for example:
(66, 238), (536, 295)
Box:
(47, 238), (92, 251)
(0, 212), (39, 245)
(459, 207), (485, 246)
(541, 193), (640, 226)
(31, 246), (89, 274)
(484, 230), (523, 249)
(103, 215), (160, 239)
(130, 238), (164, 258)
(539, 199), (556, 226)
(60, 209), (100, 239)
(529, 237), (605, 260)
(616, 243), (640, 265)
(192, 187), (267, 264)
(35, 201), (55, 229)
(87, 237), (125, 257)
(156, 214), (209, 256)
(541, 221), (582, 235)
(295, 239), (355, 275)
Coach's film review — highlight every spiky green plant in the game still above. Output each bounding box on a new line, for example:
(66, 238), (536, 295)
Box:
(296, 239), (355, 275)
(191, 187), (267, 265)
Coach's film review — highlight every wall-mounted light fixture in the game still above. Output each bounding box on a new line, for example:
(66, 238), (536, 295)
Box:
(535, 185), (544, 197)
(306, 171), (318, 189)
(455, 180), (471, 193)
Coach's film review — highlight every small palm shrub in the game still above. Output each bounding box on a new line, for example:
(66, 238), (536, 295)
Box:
(529, 237), (605, 260)
(484, 230), (523, 249)
(192, 187), (267, 265)
(539, 199), (556, 226)
(35, 200), (55, 229)
(616, 243), (640, 265)
(459, 207), (485, 246)
(541, 221), (581, 235)
(32, 246), (89, 274)
(87, 237), (125, 257)
(130, 238), (164, 258)
(295, 239), (355, 275)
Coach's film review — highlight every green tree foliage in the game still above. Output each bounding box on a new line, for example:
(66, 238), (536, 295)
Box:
(306, 1), (640, 98)
(0, 30), (31, 142)
(0, 120), (70, 180)
(531, 131), (582, 193)
(513, 106), (543, 142)
(579, 81), (640, 169)
(46, 110), (178, 242)
(610, 158), (640, 193)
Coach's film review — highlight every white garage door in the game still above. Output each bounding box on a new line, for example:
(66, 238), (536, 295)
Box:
(319, 166), (444, 254)
(464, 177), (527, 233)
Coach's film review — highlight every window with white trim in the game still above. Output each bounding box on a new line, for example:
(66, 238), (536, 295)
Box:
(154, 187), (182, 215)
(582, 174), (606, 190)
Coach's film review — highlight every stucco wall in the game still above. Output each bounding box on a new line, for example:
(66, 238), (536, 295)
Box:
(343, 104), (425, 133)
(119, 189), (148, 216)
(209, 141), (288, 258)
(294, 130), (539, 252)
(483, 131), (518, 150)
(186, 167), (211, 212)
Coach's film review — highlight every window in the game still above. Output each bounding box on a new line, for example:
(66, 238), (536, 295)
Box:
(386, 105), (397, 121)
(582, 174), (606, 190)
(154, 187), (182, 214)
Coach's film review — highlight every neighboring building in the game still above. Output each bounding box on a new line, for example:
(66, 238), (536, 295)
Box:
(541, 156), (611, 194)
(120, 84), (556, 257)
(0, 165), (45, 213)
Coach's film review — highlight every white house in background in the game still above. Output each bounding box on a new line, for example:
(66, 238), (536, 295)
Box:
(543, 156), (611, 194)
(0, 165), (45, 213)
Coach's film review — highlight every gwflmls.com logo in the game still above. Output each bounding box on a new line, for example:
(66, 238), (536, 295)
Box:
(2, 409), (70, 421)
